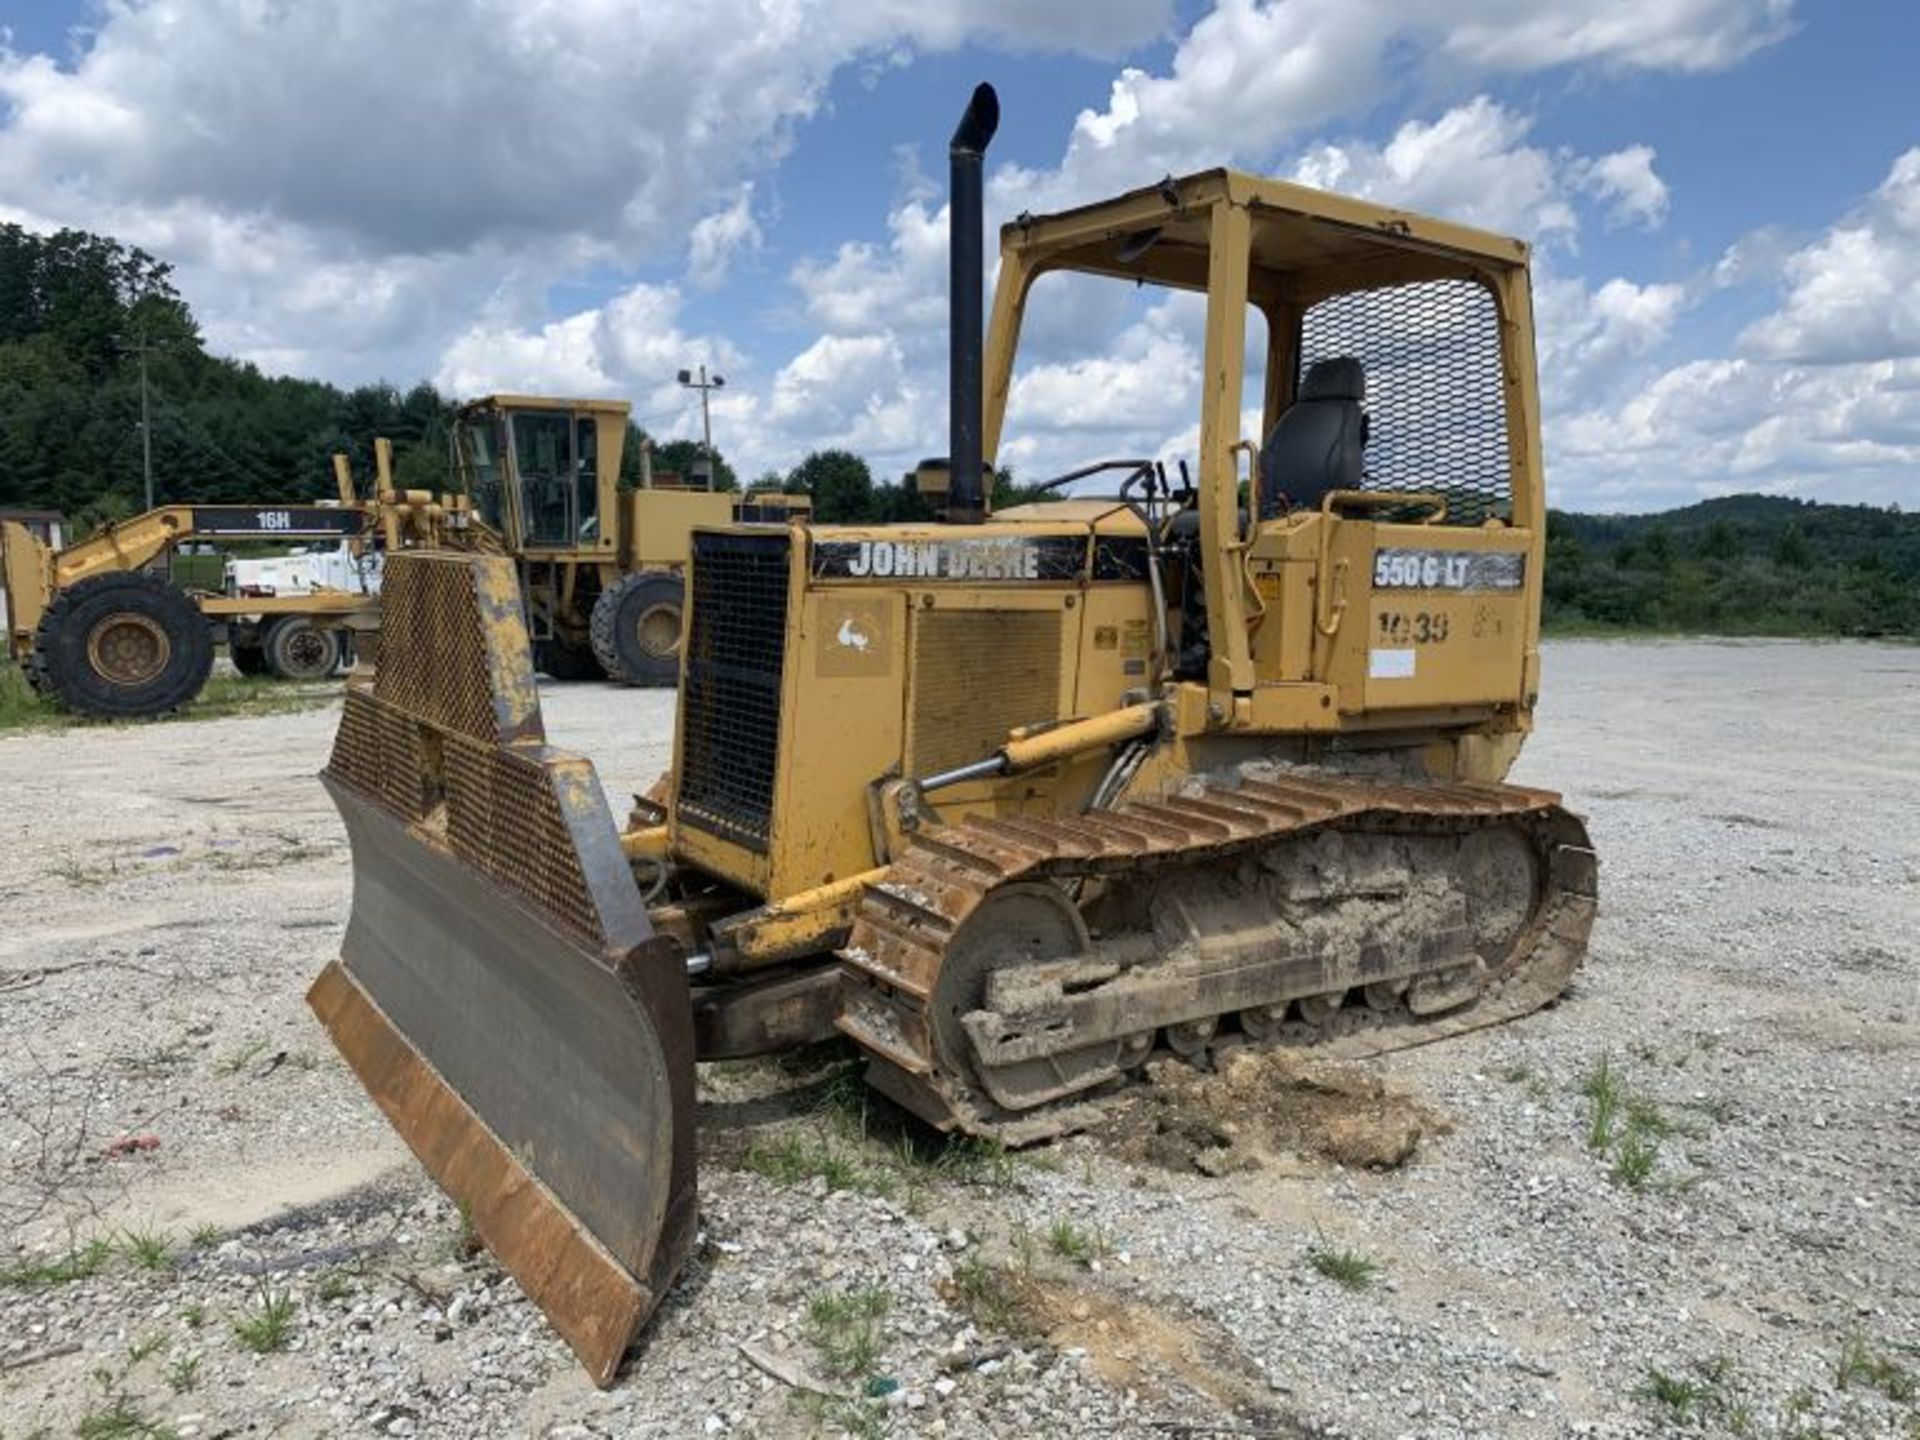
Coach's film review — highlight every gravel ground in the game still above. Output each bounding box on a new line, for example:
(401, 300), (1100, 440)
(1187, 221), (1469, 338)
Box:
(1, 640), (1915, 1439)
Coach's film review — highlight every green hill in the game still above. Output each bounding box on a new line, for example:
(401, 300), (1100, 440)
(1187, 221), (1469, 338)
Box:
(1545, 495), (1919, 637)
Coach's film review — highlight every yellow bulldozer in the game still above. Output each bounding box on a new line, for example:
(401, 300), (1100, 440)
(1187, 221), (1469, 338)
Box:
(310, 84), (1597, 1385)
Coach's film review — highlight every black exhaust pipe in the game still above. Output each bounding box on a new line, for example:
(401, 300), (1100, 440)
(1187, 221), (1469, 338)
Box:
(947, 82), (998, 525)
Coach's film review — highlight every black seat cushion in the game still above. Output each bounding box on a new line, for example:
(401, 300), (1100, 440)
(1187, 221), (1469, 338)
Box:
(1259, 357), (1367, 517)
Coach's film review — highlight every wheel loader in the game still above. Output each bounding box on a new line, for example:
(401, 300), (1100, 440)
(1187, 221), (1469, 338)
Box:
(310, 84), (1597, 1385)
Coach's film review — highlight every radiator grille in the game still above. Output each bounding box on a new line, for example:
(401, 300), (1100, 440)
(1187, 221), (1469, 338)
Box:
(676, 531), (790, 851)
(907, 610), (1062, 777)
(1300, 278), (1512, 526)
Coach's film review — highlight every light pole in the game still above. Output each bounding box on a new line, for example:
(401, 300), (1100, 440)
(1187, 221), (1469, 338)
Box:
(676, 364), (725, 490)
(121, 335), (169, 510)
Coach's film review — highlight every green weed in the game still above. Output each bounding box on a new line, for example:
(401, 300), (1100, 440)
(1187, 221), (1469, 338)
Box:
(1611, 1130), (1660, 1190)
(804, 1285), (890, 1378)
(1836, 1330), (1915, 1403)
(1046, 1218), (1105, 1268)
(232, 1286), (296, 1354)
(1583, 1053), (1623, 1151)
(121, 1229), (173, 1272)
(1306, 1240), (1381, 1293)
(75, 1392), (176, 1440)
(741, 1132), (893, 1198)
(214, 1038), (270, 1076)
(0, 664), (56, 731)
(166, 1352), (200, 1394)
(1642, 1367), (1708, 1420)
(1, 1237), (113, 1287)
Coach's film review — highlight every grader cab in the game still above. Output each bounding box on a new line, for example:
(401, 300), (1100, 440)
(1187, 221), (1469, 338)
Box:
(311, 85), (1596, 1384)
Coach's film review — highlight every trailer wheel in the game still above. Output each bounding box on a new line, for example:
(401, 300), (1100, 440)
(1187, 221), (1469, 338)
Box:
(230, 640), (271, 677)
(589, 571), (684, 687)
(262, 616), (345, 681)
(535, 637), (605, 681)
(29, 571), (214, 718)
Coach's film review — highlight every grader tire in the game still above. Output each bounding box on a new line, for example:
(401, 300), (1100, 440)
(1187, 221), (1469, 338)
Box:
(30, 571), (213, 718)
(261, 615), (344, 681)
(589, 571), (684, 687)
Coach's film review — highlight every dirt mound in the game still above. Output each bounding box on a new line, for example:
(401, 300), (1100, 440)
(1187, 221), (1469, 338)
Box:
(1107, 1047), (1446, 1176)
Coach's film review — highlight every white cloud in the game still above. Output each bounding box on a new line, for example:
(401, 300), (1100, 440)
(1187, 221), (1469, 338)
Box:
(0, 0), (1175, 380)
(1548, 150), (1920, 507)
(1576, 145), (1671, 230)
(1291, 98), (1579, 241)
(687, 186), (763, 290)
(989, 0), (1787, 217)
(1738, 148), (1920, 364)
(1435, 0), (1793, 74)
(435, 280), (740, 432)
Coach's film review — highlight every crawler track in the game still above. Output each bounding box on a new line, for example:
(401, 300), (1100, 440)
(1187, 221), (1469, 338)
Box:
(838, 773), (1597, 1142)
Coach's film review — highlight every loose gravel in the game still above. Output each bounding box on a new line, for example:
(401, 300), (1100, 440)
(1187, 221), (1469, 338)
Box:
(2, 639), (1915, 1438)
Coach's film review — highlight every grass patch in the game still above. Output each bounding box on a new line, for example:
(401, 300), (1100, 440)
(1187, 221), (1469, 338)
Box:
(121, 1229), (173, 1272)
(1046, 1217), (1105, 1268)
(0, 663), (56, 731)
(1306, 1239), (1381, 1293)
(187, 673), (336, 721)
(1, 1237), (113, 1288)
(740, 1132), (894, 1198)
(187, 1223), (222, 1251)
(166, 1352), (201, 1394)
(180, 1301), (206, 1329)
(1641, 1367), (1709, 1421)
(75, 1392), (177, 1440)
(1636, 1355), (1768, 1433)
(1581, 1056), (1714, 1192)
(1610, 1129), (1660, 1191)
(1582, 1053), (1623, 1151)
(803, 1284), (890, 1379)
(232, 1286), (296, 1354)
(314, 1269), (356, 1303)
(798, 1394), (886, 1440)
(125, 1333), (165, 1364)
(949, 1252), (1027, 1334)
(214, 1038), (270, 1077)
(1835, 1330), (1915, 1403)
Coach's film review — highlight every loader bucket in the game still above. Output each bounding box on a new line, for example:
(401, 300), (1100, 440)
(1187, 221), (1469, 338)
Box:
(310, 551), (696, 1386)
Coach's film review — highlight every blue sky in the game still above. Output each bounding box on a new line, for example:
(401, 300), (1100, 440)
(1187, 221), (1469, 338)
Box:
(2, 1), (1915, 510)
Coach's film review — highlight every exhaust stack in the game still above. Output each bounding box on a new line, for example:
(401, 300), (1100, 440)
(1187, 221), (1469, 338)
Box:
(946, 82), (999, 525)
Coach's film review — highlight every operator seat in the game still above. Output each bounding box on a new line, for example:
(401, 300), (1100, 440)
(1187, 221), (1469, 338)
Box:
(1258, 357), (1368, 518)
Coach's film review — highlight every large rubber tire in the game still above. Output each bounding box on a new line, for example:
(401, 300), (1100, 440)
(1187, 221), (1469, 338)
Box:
(230, 640), (271, 677)
(261, 615), (345, 681)
(29, 571), (214, 719)
(589, 571), (684, 687)
(536, 637), (605, 681)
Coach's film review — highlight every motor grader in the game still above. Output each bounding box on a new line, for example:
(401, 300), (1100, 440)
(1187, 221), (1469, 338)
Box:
(445, 393), (811, 685)
(1, 456), (389, 717)
(310, 84), (1597, 1385)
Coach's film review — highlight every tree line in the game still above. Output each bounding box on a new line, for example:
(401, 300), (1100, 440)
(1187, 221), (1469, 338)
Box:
(1545, 495), (1919, 637)
(2, 223), (1913, 637)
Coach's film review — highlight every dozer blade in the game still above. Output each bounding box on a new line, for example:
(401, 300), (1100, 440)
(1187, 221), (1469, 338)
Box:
(311, 552), (695, 1387)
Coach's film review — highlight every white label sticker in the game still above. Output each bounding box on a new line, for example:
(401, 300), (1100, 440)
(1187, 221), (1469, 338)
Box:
(1369, 648), (1417, 680)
